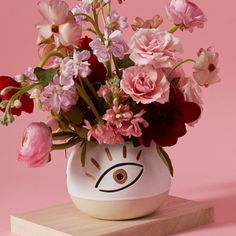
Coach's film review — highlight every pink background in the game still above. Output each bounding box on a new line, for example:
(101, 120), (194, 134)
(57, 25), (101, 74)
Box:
(0, 0), (235, 235)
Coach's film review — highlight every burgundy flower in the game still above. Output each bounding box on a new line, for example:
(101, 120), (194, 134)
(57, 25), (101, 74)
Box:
(0, 76), (34, 116)
(77, 36), (107, 83)
(138, 86), (201, 147)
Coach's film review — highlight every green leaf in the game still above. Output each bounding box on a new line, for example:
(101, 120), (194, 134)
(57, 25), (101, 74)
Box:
(66, 106), (85, 125)
(115, 54), (135, 69)
(34, 67), (56, 85)
(156, 145), (174, 176)
(81, 141), (87, 167)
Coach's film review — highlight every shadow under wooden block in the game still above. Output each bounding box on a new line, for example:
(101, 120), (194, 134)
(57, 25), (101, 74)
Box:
(11, 196), (214, 236)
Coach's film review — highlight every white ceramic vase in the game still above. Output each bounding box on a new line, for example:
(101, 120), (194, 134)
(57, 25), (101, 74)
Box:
(67, 142), (171, 220)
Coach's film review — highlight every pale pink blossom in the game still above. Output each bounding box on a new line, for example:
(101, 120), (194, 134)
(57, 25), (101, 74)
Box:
(37, 0), (82, 46)
(72, 2), (91, 24)
(108, 30), (129, 60)
(166, 0), (207, 32)
(106, 11), (128, 31)
(18, 122), (52, 168)
(120, 65), (170, 104)
(97, 84), (112, 98)
(193, 47), (221, 87)
(129, 28), (183, 68)
(131, 15), (163, 31)
(179, 77), (203, 108)
(42, 74), (78, 113)
(83, 120), (124, 144)
(89, 38), (110, 63)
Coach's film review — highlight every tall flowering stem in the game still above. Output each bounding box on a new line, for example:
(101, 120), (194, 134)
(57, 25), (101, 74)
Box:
(38, 51), (65, 68)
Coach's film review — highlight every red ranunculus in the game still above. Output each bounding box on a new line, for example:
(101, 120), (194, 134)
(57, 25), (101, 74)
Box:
(0, 76), (34, 116)
(77, 36), (107, 83)
(138, 86), (201, 147)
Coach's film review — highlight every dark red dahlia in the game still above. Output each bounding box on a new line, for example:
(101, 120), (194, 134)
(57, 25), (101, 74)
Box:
(0, 76), (34, 116)
(138, 86), (201, 147)
(77, 36), (107, 83)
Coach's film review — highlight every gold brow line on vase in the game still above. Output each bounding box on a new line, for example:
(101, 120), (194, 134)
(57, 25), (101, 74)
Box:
(123, 145), (127, 159)
(136, 150), (142, 161)
(85, 172), (97, 181)
(90, 158), (101, 170)
(105, 147), (113, 161)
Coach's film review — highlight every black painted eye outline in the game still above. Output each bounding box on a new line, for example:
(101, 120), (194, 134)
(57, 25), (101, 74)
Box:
(95, 162), (144, 193)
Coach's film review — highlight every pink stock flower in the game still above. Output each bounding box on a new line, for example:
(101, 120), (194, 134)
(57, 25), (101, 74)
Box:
(42, 75), (78, 113)
(166, 0), (207, 32)
(106, 11), (129, 31)
(120, 65), (170, 104)
(97, 84), (112, 98)
(37, 0), (82, 46)
(18, 122), (52, 168)
(83, 120), (124, 144)
(108, 30), (129, 60)
(129, 29), (183, 68)
(193, 47), (221, 87)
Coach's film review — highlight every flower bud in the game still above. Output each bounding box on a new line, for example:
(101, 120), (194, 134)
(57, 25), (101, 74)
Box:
(15, 74), (26, 83)
(13, 100), (22, 109)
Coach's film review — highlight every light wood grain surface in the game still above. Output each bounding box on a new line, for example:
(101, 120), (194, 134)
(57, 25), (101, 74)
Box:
(11, 196), (214, 236)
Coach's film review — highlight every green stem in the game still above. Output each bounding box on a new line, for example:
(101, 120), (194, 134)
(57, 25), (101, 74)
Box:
(166, 59), (196, 80)
(39, 51), (65, 68)
(107, 3), (111, 16)
(52, 131), (77, 140)
(52, 137), (82, 150)
(82, 77), (100, 101)
(4, 82), (41, 116)
(168, 24), (180, 34)
(112, 55), (122, 79)
(75, 83), (102, 123)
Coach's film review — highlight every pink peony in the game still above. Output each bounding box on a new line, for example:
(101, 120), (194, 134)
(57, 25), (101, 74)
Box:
(83, 120), (124, 144)
(129, 28), (183, 68)
(120, 65), (170, 104)
(166, 0), (207, 32)
(18, 122), (52, 168)
(193, 47), (221, 87)
(37, 0), (82, 46)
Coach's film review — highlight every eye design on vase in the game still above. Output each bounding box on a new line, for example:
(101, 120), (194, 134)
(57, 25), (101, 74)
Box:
(95, 162), (144, 193)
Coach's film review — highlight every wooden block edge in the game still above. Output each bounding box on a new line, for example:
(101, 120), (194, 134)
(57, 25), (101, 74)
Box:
(11, 215), (70, 236)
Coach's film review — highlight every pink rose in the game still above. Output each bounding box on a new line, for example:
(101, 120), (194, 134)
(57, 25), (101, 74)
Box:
(129, 28), (183, 68)
(18, 122), (52, 168)
(166, 0), (207, 32)
(120, 65), (170, 104)
(193, 47), (221, 87)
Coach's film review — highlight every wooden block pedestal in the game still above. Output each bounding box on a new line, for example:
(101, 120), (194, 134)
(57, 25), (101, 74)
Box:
(11, 196), (214, 236)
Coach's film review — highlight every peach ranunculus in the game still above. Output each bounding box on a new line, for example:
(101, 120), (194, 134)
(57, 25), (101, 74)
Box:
(37, 0), (82, 46)
(120, 65), (170, 104)
(18, 122), (52, 168)
(166, 0), (207, 32)
(193, 47), (221, 87)
(129, 28), (183, 68)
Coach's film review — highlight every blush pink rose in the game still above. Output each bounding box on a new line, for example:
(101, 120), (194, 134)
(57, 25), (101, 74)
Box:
(120, 65), (170, 104)
(18, 122), (52, 168)
(129, 28), (183, 68)
(166, 0), (207, 32)
(193, 47), (221, 87)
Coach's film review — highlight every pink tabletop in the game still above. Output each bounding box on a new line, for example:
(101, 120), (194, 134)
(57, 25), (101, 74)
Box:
(0, 0), (235, 235)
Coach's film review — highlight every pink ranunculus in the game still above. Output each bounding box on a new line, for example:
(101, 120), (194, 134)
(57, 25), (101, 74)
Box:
(166, 0), (207, 32)
(129, 28), (183, 68)
(120, 65), (170, 104)
(193, 47), (221, 87)
(37, 0), (82, 46)
(83, 120), (124, 144)
(18, 122), (52, 168)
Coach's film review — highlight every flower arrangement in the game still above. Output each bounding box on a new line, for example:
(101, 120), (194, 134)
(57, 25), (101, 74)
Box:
(0, 0), (220, 175)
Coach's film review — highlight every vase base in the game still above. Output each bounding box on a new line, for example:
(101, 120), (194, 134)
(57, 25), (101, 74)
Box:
(70, 192), (169, 220)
